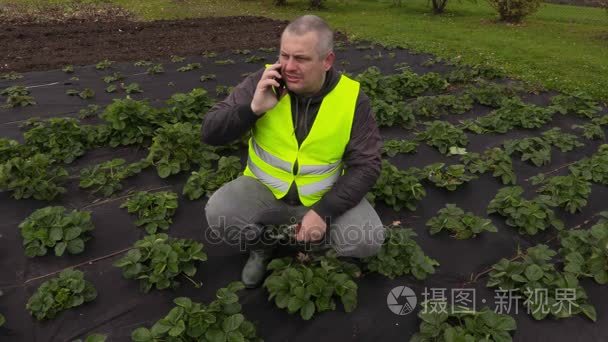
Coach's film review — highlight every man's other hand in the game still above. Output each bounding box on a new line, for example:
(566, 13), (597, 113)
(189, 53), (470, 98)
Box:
(296, 209), (327, 242)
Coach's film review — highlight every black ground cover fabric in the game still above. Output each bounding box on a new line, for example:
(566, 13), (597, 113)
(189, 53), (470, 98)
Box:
(1, 42), (607, 342)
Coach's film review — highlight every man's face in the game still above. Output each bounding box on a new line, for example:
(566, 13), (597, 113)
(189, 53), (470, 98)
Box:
(279, 31), (334, 96)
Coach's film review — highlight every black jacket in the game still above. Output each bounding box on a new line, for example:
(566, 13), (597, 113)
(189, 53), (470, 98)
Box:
(201, 67), (382, 224)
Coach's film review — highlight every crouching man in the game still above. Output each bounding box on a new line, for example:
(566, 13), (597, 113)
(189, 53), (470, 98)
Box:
(201, 15), (385, 288)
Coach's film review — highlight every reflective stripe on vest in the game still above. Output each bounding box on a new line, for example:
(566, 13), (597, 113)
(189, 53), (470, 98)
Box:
(243, 73), (359, 206)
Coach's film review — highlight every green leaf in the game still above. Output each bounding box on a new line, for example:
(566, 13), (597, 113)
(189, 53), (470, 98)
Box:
(150, 320), (172, 336)
(581, 304), (597, 322)
(168, 320), (185, 337)
(67, 238), (85, 254)
(49, 227), (63, 241)
(227, 331), (245, 342)
(205, 328), (227, 342)
(300, 300), (316, 320)
(83, 334), (107, 342)
(54, 242), (67, 256)
(131, 328), (153, 341)
(524, 264), (544, 282)
(287, 297), (304, 313)
(64, 227), (82, 241)
(222, 313), (244, 332)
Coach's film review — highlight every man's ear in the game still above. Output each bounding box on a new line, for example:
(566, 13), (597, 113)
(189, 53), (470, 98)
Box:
(323, 51), (336, 71)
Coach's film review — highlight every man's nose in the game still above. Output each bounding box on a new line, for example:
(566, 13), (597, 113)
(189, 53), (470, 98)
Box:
(284, 58), (297, 71)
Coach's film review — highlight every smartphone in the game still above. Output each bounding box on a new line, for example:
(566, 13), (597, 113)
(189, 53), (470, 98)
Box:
(273, 68), (286, 100)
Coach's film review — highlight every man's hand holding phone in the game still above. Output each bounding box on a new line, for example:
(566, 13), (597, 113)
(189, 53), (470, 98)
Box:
(250, 63), (286, 116)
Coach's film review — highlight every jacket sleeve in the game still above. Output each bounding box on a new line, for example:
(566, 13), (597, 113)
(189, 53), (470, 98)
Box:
(201, 69), (264, 146)
(311, 90), (382, 224)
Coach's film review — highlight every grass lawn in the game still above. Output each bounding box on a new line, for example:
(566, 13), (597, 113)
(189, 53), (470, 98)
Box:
(2, 0), (608, 102)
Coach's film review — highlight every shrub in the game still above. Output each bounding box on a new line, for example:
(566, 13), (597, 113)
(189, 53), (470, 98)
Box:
(487, 0), (542, 23)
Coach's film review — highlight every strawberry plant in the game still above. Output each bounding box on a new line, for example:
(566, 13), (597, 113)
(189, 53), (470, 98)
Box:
(0, 138), (33, 164)
(74, 334), (107, 342)
(0, 313), (4, 327)
(264, 252), (360, 320)
(569, 144), (608, 185)
(364, 226), (439, 279)
(215, 59), (236, 65)
(177, 63), (201, 72)
(62, 65), (74, 73)
(487, 186), (563, 235)
(66, 88), (95, 99)
(171, 55), (185, 63)
(258, 47), (276, 52)
(245, 55), (266, 63)
(426, 204), (497, 239)
(559, 212), (608, 284)
(102, 72), (123, 83)
(414, 163), (477, 191)
(410, 303), (516, 342)
(233, 49), (251, 54)
(381, 139), (418, 157)
(202, 50), (218, 58)
(200, 74), (217, 82)
(114, 233), (207, 293)
(130, 282), (262, 342)
(23, 117), (92, 163)
(445, 63), (506, 83)
(26, 269), (97, 321)
(122, 82), (143, 94)
(487, 244), (596, 321)
(19, 206), (94, 257)
(416, 120), (468, 154)
(373, 98), (415, 128)
(460, 147), (516, 185)
(368, 160), (426, 211)
(146, 64), (164, 75)
(503, 137), (552, 167)
(405, 94), (473, 118)
(164, 88), (215, 124)
(550, 92), (601, 119)
(146, 122), (219, 178)
(0, 153), (68, 200)
(1, 71), (23, 80)
(537, 171), (591, 213)
(463, 81), (522, 108)
(468, 98), (554, 134)
(540, 127), (584, 152)
(100, 97), (159, 147)
(121, 191), (178, 234)
(356, 66), (445, 128)
(183, 156), (241, 200)
(78, 104), (100, 119)
(95, 59), (113, 70)
(572, 122), (605, 140)
(215, 85), (233, 97)
(593, 115), (608, 126)
(134, 60), (153, 67)
(106, 85), (117, 93)
(1, 85), (36, 108)
(79, 158), (151, 196)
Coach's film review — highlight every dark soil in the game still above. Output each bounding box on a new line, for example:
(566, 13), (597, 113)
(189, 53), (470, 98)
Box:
(0, 16), (290, 73)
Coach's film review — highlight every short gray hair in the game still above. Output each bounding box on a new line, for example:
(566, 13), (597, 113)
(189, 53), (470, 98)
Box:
(283, 15), (334, 58)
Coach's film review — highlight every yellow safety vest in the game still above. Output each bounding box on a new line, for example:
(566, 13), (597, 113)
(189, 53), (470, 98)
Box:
(243, 73), (360, 206)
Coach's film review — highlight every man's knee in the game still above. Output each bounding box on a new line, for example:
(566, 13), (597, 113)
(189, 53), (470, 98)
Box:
(331, 222), (386, 259)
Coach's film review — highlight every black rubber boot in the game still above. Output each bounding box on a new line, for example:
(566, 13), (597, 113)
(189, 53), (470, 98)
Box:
(241, 248), (275, 289)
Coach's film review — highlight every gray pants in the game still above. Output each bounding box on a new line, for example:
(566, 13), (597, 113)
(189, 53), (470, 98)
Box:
(204, 176), (386, 258)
